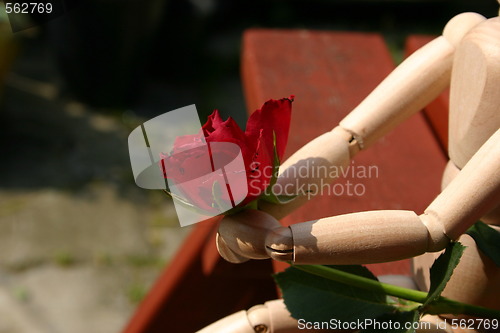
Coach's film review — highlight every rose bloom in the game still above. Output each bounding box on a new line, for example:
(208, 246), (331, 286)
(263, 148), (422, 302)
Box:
(161, 96), (293, 214)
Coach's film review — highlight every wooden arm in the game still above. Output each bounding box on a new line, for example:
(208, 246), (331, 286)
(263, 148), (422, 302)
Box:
(217, 13), (488, 263)
(266, 210), (428, 264)
(339, 35), (453, 149)
(266, 129), (499, 263)
(258, 13), (485, 221)
(340, 12), (484, 150)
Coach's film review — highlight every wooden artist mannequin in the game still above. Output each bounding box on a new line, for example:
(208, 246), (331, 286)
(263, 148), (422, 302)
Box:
(200, 9), (500, 333)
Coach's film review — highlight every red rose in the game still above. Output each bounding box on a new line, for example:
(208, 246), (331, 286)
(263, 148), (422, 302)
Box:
(161, 96), (293, 214)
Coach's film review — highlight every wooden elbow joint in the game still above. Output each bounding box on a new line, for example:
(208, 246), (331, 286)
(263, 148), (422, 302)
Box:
(272, 125), (358, 194)
(418, 212), (450, 252)
(261, 126), (358, 220)
(266, 210), (450, 264)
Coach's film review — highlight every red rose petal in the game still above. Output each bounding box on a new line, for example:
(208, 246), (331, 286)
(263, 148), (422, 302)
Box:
(245, 129), (273, 203)
(206, 116), (247, 146)
(245, 96), (292, 161)
(202, 110), (225, 136)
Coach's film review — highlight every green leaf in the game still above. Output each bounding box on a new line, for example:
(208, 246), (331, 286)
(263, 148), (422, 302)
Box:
(466, 221), (500, 267)
(326, 265), (388, 304)
(423, 242), (466, 308)
(274, 265), (395, 323)
(361, 311), (420, 333)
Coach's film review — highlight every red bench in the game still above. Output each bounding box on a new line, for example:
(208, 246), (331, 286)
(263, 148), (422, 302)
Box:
(123, 32), (448, 333)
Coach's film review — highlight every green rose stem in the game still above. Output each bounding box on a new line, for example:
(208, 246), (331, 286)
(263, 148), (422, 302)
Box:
(293, 264), (500, 318)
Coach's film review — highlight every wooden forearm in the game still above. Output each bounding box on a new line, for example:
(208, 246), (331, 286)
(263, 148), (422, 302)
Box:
(339, 13), (484, 150)
(266, 130), (499, 264)
(266, 210), (431, 264)
(339, 36), (453, 149)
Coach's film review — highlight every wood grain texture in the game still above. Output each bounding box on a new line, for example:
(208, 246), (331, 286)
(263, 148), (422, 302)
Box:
(449, 18), (500, 169)
(411, 15), (500, 318)
(339, 36), (453, 149)
(405, 35), (450, 154)
(291, 210), (429, 265)
(425, 129), (500, 239)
